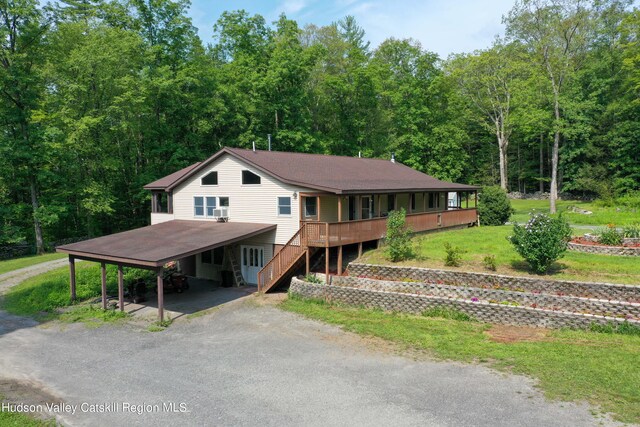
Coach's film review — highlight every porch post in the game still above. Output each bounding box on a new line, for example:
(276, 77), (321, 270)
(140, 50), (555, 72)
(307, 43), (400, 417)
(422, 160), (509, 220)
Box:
(337, 245), (343, 275)
(356, 195), (361, 219)
(101, 262), (107, 310)
(69, 256), (76, 301)
(157, 268), (164, 322)
(325, 247), (329, 284)
(117, 265), (124, 312)
(317, 196), (321, 222)
(338, 196), (342, 222)
(466, 191), (469, 209)
(305, 249), (310, 275)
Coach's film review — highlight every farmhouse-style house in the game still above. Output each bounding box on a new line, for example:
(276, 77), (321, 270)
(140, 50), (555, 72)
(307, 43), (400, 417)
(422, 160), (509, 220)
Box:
(57, 147), (479, 320)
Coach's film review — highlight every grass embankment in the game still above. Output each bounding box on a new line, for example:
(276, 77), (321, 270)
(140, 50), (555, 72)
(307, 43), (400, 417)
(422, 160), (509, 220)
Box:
(510, 199), (639, 226)
(282, 296), (640, 424)
(0, 263), (149, 320)
(0, 253), (66, 276)
(361, 225), (640, 285)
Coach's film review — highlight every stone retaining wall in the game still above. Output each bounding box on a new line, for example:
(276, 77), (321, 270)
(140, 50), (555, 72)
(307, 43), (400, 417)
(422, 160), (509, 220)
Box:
(567, 242), (640, 256)
(347, 263), (640, 302)
(290, 279), (639, 329)
(331, 276), (640, 320)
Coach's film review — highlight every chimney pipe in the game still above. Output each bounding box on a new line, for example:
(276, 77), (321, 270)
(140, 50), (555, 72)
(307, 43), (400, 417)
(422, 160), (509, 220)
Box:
(268, 134), (271, 151)
(252, 141), (256, 152)
(391, 153), (395, 163)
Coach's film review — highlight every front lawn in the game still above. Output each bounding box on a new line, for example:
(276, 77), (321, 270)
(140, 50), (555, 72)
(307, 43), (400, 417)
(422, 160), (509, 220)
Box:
(510, 199), (639, 226)
(282, 296), (640, 424)
(360, 226), (640, 284)
(0, 253), (66, 276)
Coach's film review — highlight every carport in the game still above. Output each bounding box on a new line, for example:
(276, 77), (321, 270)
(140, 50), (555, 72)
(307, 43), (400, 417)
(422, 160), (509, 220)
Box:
(56, 220), (276, 321)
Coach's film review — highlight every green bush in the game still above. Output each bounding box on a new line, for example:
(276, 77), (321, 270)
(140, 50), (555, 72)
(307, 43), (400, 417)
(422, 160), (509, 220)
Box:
(623, 223), (640, 239)
(509, 213), (572, 274)
(597, 225), (623, 246)
(478, 186), (514, 226)
(443, 242), (465, 267)
(386, 208), (414, 262)
(482, 254), (497, 271)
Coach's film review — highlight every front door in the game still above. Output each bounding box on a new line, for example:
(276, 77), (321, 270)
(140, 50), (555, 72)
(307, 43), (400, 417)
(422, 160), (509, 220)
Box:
(241, 245), (264, 285)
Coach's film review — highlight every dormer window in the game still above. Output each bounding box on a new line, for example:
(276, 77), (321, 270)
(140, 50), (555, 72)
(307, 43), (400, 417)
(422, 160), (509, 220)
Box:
(242, 170), (261, 185)
(201, 171), (218, 186)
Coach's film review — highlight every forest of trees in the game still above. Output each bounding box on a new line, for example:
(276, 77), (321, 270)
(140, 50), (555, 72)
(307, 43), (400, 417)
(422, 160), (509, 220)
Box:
(1, 0), (639, 253)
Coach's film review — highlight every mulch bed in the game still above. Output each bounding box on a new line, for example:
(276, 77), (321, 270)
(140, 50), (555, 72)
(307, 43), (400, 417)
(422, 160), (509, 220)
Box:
(571, 237), (640, 248)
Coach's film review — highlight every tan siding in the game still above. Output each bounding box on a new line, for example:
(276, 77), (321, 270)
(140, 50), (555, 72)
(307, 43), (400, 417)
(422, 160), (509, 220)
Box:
(172, 155), (314, 245)
(319, 195), (338, 222)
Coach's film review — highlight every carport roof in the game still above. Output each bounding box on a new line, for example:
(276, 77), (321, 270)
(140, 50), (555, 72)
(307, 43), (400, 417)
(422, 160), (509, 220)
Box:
(56, 220), (276, 268)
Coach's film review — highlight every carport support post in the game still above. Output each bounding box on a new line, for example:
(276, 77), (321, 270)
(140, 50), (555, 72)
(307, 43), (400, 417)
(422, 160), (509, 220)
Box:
(325, 247), (329, 284)
(157, 268), (164, 322)
(69, 256), (76, 301)
(337, 245), (343, 275)
(101, 262), (107, 310)
(117, 265), (124, 312)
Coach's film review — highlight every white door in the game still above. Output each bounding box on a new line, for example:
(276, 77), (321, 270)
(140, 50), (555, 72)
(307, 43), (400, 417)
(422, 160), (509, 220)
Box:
(241, 245), (264, 285)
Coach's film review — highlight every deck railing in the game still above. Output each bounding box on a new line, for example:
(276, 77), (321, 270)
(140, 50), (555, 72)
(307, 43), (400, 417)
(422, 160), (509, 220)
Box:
(305, 208), (477, 248)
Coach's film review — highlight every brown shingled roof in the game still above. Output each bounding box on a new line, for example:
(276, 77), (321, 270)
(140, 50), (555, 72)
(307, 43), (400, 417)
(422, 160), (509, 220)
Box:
(143, 162), (201, 190)
(147, 148), (479, 194)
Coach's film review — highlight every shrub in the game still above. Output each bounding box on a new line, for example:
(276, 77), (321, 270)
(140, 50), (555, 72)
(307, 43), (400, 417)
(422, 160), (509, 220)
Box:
(509, 213), (572, 274)
(386, 208), (414, 262)
(623, 223), (640, 239)
(477, 186), (514, 226)
(482, 254), (497, 271)
(443, 242), (465, 267)
(598, 225), (623, 246)
(304, 274), (323, 284)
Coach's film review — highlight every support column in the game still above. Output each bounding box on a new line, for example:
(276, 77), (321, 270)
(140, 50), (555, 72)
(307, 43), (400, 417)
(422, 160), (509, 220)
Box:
(117, 265), (124, 312)
(157, 268), (164, 322)
(101, 262), (107, 310)
(69, 256), (76, 301)
(337, 246), (343, 275)
(305, 249), (310, 275)
(325, 247), (329, 284)
(358, 242), (363, 258)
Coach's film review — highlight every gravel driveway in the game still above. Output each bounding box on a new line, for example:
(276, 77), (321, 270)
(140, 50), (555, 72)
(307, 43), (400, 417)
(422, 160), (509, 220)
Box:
(0, 290), (616, 427)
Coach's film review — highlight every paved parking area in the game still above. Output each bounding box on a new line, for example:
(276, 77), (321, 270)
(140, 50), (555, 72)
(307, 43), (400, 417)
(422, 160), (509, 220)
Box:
(0, 292), (615, 427)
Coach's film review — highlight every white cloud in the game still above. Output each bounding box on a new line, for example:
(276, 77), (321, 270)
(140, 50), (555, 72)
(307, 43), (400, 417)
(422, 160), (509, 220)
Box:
(280, 0), (309, 15)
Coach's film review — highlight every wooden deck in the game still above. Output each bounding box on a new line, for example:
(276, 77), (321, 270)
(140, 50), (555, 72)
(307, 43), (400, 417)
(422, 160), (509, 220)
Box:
(304, 209), (478, 247)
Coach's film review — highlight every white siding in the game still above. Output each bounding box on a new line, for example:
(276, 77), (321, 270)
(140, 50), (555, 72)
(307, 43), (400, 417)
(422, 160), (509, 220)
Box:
(172, 154), (314, 245)
(150, 212), (175, 225)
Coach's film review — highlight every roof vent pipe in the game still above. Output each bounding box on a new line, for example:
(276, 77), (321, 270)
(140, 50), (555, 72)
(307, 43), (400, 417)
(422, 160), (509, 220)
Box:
(252, 141), (256, 152)
(268, 134), (271, 151)
(391, 153), (395, 163)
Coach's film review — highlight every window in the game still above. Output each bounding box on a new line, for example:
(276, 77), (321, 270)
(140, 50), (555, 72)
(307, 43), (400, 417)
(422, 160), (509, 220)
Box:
(194, 196), (204, 217)
(201, 171), (218, 186)
(219, 196), (229, 207)
(411, 193), (416, 211)
(206, 197), (216, 217)
(201, 250), (212, 264)
(305, 197), (317, 217)
(242, 170), (261, 185)
(387, 194), (395, 212)
(428, 193), (435, 209)
(361, 196), (373, 219)
(278, 197), (291, 216)
(213, 247), (224, 265)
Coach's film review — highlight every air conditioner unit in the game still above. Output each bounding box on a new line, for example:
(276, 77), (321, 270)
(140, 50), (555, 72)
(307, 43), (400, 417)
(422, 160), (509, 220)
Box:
(213, 207), (229, 220)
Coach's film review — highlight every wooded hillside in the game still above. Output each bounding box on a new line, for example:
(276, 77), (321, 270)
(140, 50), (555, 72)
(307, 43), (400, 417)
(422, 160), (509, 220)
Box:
(1, 0), (639, 252)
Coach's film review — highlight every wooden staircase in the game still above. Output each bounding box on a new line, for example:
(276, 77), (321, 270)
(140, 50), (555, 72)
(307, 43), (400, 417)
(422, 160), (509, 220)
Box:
(258, 224), (309, 293)
(226, 246), (246, 287)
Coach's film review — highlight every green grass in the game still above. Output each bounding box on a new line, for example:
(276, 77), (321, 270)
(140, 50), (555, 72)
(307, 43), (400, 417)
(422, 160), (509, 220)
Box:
(0, 253), (66, 276)
(282, 295), (640, 424)
(58, 304), (130, 327)
(361, 225), (640, 284)
(510, 199), (639, 226)
(0, 263), (152, 319)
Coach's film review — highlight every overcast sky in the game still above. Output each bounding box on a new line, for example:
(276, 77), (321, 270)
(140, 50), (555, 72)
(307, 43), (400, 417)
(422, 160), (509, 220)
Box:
(189, 0), (517, 58)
